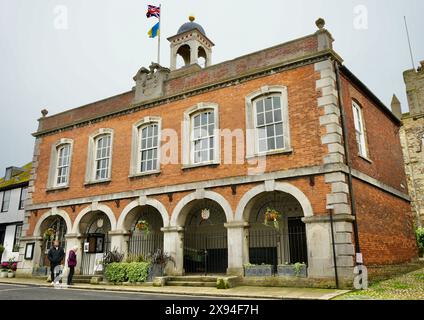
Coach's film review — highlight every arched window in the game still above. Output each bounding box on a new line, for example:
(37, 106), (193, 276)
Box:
(130, 117), (162, 176)
(48, 138), (73, 189)
(182, 103), (220, 167)
(245, 86), (290, 157)
(56, 144), (71, 186)
(139, 123), (159, 173)
(85, 129), (113, 184)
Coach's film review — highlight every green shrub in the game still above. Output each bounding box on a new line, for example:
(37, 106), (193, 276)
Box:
(105, 263), (128, 283)
(104, 262), (151, 283)
(125, 254), (146, 263)
(127, 262), (150, 283)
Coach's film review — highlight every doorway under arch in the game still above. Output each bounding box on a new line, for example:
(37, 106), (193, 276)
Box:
(183, 199), (228, 275)
(39, 215), (68, 268)
(247, 191), (308, 272)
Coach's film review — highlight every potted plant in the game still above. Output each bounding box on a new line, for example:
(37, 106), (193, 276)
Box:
(135, 220), (150, 235)
(147, 249), (175, 280)
(43, 228), (56, 241)
(244, 263), (273, 277)
(264, 208), (281, 230)
(278, 262), (307, 278)
(0, 262), (8, 278)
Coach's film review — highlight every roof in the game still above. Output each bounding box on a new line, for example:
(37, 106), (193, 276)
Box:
(177, 21), (206, 36)
(340, 65), (401, 125)
(0, 163), (32, 191)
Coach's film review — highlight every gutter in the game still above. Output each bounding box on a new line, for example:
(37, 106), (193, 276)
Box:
(334, 61), (363, 265)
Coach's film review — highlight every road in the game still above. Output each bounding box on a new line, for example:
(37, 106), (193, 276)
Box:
(0, 283), (227, 300)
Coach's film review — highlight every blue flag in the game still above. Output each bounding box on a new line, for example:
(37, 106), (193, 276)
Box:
(148, 22), (160, 38)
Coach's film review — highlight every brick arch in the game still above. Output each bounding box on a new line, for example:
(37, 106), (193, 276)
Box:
(235, 182), (314, 221)
(170, 190), (234, 227)
(117, 198), (170, 231)
(33, 209), (73, 237)
(71, 203), (117, 234)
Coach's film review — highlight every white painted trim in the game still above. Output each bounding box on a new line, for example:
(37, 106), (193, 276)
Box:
(85, 128), (114, 184)
(47, 138), (74, 189)
(116, 198), (170, 231)
(170, 190), (233, 226)
(245, 85), (290, 158)
(182, 103), (220, 167)
(71, 203), (117, 234)
(33, 209), (73, 237)
(130, 116), (162, 176)
(234, 182), (314, 221)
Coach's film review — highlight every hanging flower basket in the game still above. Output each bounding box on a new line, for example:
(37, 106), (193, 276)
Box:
(135, 220), (150, 234)
(264, 208), (281, 230)
(43, 228), (56, 241)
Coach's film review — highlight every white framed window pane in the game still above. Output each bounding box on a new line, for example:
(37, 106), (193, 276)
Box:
(94, 135), (111, 180)
(191, 110), (215, 164)
(56, 145), (70, 185)
(352, 103), (367, 157)
(139, 124), (159, 173)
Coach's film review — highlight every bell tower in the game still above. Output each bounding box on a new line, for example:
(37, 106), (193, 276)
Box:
(168, 16), (214, 71)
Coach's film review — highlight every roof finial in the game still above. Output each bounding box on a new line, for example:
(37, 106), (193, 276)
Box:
(315, 18), (326, 30)
(41, 109), (48, 117)
(189, 15), (195, 22)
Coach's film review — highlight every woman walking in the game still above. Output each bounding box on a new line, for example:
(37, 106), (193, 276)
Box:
(67, 246), (78, 286)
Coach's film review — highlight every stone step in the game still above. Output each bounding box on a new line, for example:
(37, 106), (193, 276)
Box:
(166, 281), (217, 287)
(168, 276), (218, 282)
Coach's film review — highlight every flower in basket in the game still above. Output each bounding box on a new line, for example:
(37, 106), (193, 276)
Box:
(264, 208), (281, 230)
(1, 262), (9, 272)
(135, 220), (150, 234)
(43, 228), (56, 241)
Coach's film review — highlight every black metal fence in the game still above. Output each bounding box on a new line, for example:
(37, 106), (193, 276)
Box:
(128, 232), (163, 259)
(184, 231), (228, 275)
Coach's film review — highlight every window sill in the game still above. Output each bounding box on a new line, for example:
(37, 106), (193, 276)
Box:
(84, 179), (111, 186)
(129, 170), (161, 179)
(358, 154), (373, 164)
(46, 185), (69, 192)
(182, 161), (221, 170)
(246, 148), (293, 160)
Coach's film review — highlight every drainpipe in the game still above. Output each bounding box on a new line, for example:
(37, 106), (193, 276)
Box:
(334, 61), (362, 265)
(329, 207), (339, 288)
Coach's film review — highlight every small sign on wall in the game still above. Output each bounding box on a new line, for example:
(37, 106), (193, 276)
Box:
(24, 243), (35, 260)
(83, 242), (90, 253)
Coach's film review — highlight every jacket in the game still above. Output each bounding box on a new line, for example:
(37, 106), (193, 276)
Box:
(67, 250), (77, 267)
(47, 246), (65, 265)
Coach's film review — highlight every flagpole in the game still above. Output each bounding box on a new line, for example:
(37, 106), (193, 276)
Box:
(158, 4), (161, 65)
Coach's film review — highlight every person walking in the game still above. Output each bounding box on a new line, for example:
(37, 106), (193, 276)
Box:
(67, 246), (78, 286)
(47, 240), (65, 284)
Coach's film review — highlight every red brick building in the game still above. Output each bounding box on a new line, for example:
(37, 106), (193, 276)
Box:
(18, 18), (417, 287)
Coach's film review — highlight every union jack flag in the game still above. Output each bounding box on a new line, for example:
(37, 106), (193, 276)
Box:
(146, 5), (160, 19)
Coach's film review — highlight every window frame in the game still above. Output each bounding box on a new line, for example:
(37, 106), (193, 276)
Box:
(245, 86), (291, 158)
(55, 144), (71, 187)
(182, 103), (220, 168)
(138, 123), (160, 174)
(19, 187), (28, 210)
(352, 100), (369, 159)
(12, 224), (23, 252)
(130, 117), (162, 177)
(85, 129), (114, 184)
(47, 138), (74, 190)
(190, 110), (216, 165)
(1, 190), (11, 212)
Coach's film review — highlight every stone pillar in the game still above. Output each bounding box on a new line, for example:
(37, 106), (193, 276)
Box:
(225, 221), (249, 276)
(303, 215), (355, 285)
(108, 230), (128, 255)
(162, 226), (184, 275)
(16, 236), (43, 277)
(189, 41), (199, 66)
(64, 234), (83, 275)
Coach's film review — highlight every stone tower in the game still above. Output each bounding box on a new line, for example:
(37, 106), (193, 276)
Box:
(168, 16), (214, 70)
(399, 60), (424, 226)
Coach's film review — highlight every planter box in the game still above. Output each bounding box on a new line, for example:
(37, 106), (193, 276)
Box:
(148, 264), (164, 281)
(7, 272), (15, 278)
(244, 265), (273, 277)
(278, 265), (307, 278)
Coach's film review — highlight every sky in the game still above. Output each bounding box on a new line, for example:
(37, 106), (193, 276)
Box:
(0, 0), (423, 172)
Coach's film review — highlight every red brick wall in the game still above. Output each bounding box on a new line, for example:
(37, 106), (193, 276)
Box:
(340, 75), (408, 193)
(32, 64), (326, 204)
(354, 179), (418, 265)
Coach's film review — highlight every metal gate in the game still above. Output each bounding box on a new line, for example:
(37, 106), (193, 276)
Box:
(80, 234), (111, 275)
(128, 232), (163, 259)
(184, 231), (228, 275)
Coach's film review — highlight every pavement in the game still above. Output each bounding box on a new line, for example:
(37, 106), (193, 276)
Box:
(0, 277), (349, 300)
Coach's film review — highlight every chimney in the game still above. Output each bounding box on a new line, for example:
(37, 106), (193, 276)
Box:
(391, 94), (402, 120)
